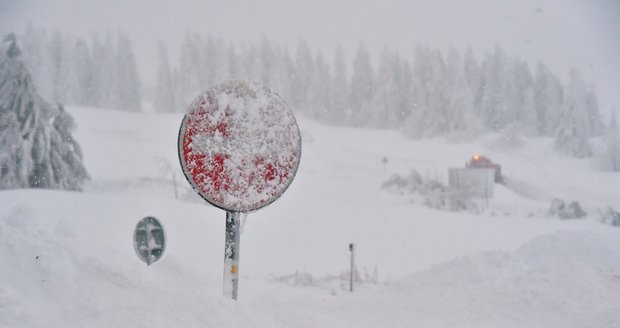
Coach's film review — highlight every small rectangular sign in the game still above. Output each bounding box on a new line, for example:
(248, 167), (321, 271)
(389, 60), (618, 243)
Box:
(448, 168), (495, 198)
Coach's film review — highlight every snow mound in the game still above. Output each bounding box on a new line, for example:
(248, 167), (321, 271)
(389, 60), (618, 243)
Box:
(0, 203), (82, 327)
(393, 231), (620, 327)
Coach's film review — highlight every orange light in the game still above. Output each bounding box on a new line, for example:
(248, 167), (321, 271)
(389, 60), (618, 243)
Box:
(473, 154), (480, 161)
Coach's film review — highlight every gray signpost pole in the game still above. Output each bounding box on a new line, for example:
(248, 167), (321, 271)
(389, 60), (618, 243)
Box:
(223, 211), (242, 300)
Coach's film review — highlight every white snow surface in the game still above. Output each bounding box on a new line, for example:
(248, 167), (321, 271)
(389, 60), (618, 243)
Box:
(1, 105), (619, 327)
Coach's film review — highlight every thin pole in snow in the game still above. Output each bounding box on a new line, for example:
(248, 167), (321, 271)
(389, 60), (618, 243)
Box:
(224, 211), (242, 300)
(349, 243), (355, 292)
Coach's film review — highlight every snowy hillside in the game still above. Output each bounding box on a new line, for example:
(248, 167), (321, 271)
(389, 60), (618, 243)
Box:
(1, 106), (619, 327)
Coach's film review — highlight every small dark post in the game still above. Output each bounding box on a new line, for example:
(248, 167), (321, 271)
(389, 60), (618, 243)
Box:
(349, 243), (355, 292)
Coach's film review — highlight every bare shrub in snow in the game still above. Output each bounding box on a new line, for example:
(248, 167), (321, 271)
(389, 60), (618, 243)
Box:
(547, 198), (587, 219)
(381, 170), (422, 194)
(274, 268), (379, 292)
(600, 208), (620, 227)
(381, 170), (479, 213)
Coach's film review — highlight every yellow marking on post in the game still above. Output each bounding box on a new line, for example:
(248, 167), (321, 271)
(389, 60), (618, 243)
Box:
(231, 265), (238, 274)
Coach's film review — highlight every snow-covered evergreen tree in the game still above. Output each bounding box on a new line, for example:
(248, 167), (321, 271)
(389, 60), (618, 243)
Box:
(239, 43), (258, 82)
(87, 34), (105, 107)
(272, 45), (295, 106)
(311, 50), (332, 122)
(71, 38), (94, 106)
(554, 70), (593, 158)
(95, 32), (117, 109)
(464, 46), (482, 107)
(203, 35), (226, 86)
(511, 59), (537, 136)
(0, 34), (88, 190)
(258, 35), (276, 86)
(49, 31), (71, 105)
(113, 32), (141, 111)
(174, 33), (203, 109)
(479, 46), (518, 132)
(444, 47), (480, 136)
(534, 62), (564, 136)
(404, 46), (449, 138)
(330, 44), (348, 125)
(585, 89), (603, 136)
(348, 44), (374, 127)
(225, 44), (239, 80)
(373, 49), (400, 129)
(461, 46), (485, 136)
(154, 41), (175, 112)
(596, 110), (620, 172)
(291, 38), (314, 112)
(21, 25), (51, 100)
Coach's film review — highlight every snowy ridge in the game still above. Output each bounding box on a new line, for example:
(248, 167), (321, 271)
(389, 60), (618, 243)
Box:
(390, 231), (620, 327)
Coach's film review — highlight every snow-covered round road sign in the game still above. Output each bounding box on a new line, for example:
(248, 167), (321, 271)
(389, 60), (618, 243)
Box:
(178, 80), (302, 212)
(134, 216), (165, 266)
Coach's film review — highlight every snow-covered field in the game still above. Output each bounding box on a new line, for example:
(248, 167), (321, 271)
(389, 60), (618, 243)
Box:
(1, 106), (619, 327)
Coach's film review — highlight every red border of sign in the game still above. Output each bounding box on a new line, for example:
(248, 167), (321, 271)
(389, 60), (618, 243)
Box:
(177, 83), (302, 213)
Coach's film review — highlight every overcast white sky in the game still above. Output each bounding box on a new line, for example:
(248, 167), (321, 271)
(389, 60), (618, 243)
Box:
(2, 0), (619, 116)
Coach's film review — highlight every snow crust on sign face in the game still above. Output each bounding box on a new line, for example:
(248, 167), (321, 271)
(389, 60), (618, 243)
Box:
(181, 80), (301, 212)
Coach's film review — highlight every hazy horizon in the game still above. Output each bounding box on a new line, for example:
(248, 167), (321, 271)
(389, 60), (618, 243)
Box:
(2, 0), (619, 116)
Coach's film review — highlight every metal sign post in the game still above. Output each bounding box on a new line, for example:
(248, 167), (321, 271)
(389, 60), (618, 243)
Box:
(223, 211), (242, 299)
(178, 80), (302, 300)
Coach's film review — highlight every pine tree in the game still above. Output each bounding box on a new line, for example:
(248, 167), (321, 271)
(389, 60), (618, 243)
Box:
(71, 38), (94, 106)
(596, 110), (620, 172)
(272, 45), (295, 106)
(113, 32), (141, 111)
(461, 46), (484, 136)
(49, 31), (71, 104)
(21, 25), (51, 100)
(291, 38), (314, 112)
(311, 50), (332, 121)
(175, 33), (201, 109)
(534, 62), (564, 136)
(585, 89), (603, 136)
(479, 46), (512, 131)
(238, 43), (258, 82)
(203, 35), (225, 86)
(373, 48), (398, 128)
(394, 59), (414, 128)
(348, 44), (374, 127)
(258, 35), (276, 86)
(554, 70), (593, 158)
(0, 34), (88, 190)
(512, 59), (537, 136)
(154, 41), (175, 112)
(97, 32), (117, 109)
(464, 46), (482, 108)
(404, 46), (449, 138)
(444, 47), (480, 135)
(225, 44), (239, 80)
(330, 44), (348, 125)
